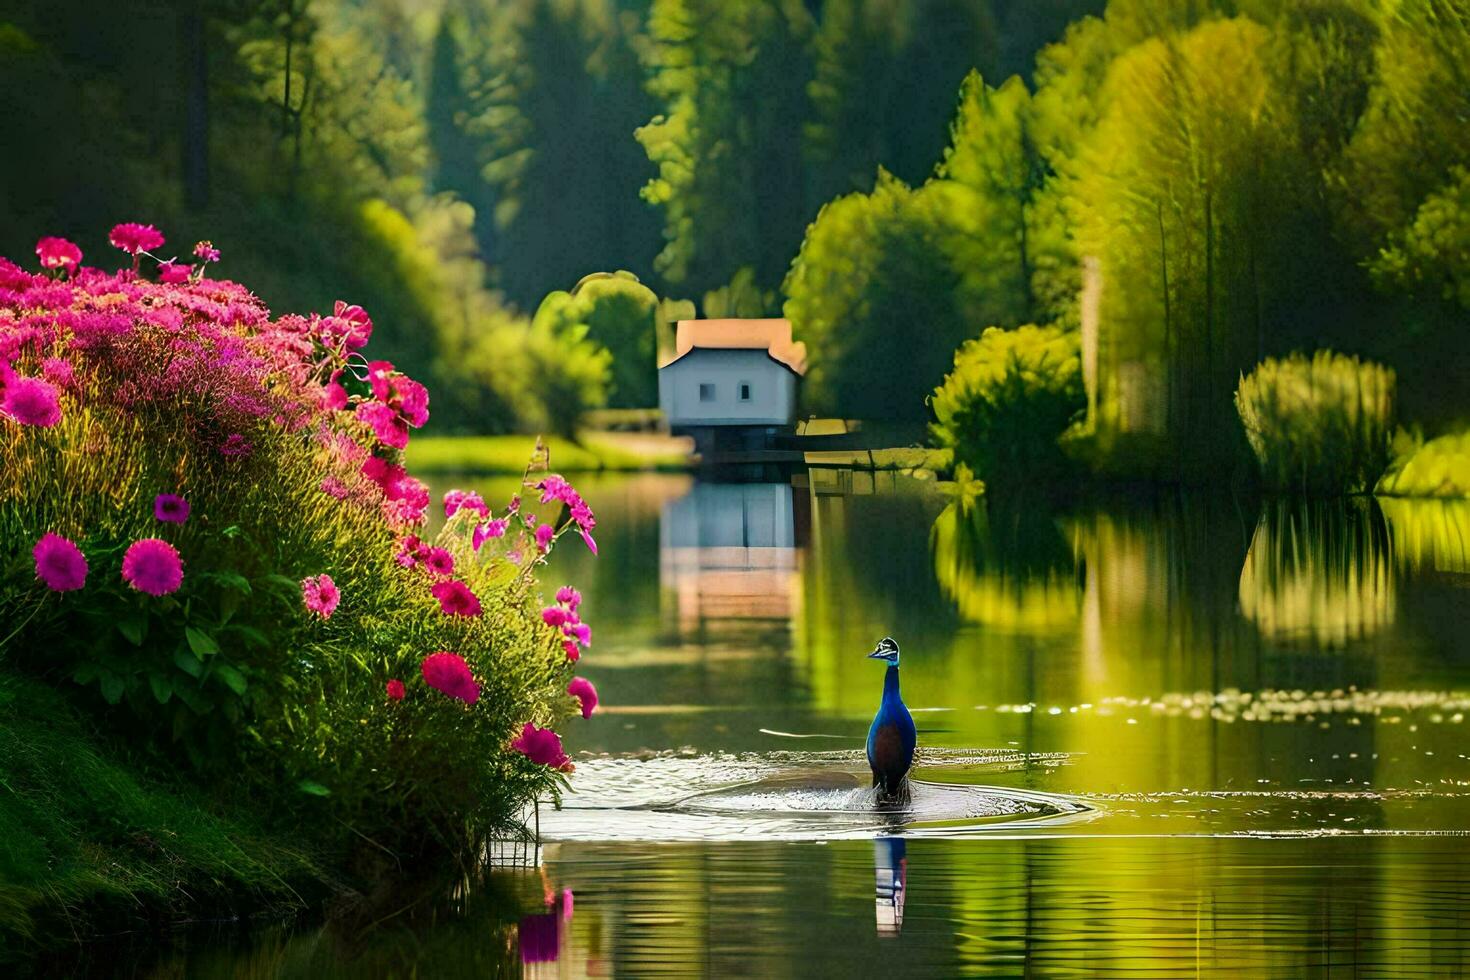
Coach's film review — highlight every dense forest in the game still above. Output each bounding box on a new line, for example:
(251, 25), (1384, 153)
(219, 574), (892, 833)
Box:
(2, 0), (1466, 481)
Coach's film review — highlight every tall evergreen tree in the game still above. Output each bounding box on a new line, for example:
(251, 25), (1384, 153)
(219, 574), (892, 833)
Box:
(637, 0), (817, 296)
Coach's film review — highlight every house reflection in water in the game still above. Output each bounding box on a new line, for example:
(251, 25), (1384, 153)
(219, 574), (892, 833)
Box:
(659, 481), (807, 638)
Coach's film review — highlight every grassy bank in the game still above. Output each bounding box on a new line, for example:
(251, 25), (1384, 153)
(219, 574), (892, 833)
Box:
(409, 432), (693, 474)
(0, 676), (336, 955)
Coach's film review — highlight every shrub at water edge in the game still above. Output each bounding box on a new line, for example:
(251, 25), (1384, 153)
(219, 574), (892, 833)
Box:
(0, 227), (601, 872)
(929, 324), (1084, 493)
(1234, 351), (1395, 495)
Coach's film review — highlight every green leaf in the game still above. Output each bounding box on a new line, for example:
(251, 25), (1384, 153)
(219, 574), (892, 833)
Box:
(297, 779), (331, 797)
(173, 648), (203, 678)
(483, 561), (519, 591)
(99, 674), (124, 705)
(148, 673), (173, 704)
(72, 663), (98, 684)
(174, 683), (208, 714)
(214, 663), (248, 696)
(185, 626), (220, 657)
(117, 617), (147, 646)
(229, 625), (270, 649)
(207, 571), (253, 594)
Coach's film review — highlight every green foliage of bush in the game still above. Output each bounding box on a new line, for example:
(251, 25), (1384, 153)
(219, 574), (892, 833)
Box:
(1234, 351), (1396, 495)
(1376, 429), (1470, 498)
(929, 324), (1085, 490)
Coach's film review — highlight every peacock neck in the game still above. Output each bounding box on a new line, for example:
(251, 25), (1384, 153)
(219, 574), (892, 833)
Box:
(882, 664), (902, 703)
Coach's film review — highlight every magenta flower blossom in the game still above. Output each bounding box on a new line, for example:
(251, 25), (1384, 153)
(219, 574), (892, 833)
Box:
(568, 677), (598, 719)
(332, 301), (373, 351)
(562, 639), (581, 662)
(394, 534), (422, 568)
(35, 237), (82, 274)
(443, 489), (489, 520)
(386, 678), (405, 701)
(122, 538), (183, 596)
(421, 651), (479, 704)
(153, 493), (190, 524)
(555, 586), (581, 610)
(472, 518), (508, 551)
(219, 433), (252, 456)
(42, 357), (74, 389)
(109, 222), (164, 255)
(535, 523), (555, 553)
(431, 579), (482, 617)
(301, 574), (340, 618)
(511, 722), (571, 770)
(2, 376), (62, 427)
(355, 400), (409, 449)
(421, 546), (454, 578)
(193, 240), (220, 263)
(157, 260), (192, 284)
(579, 529), (598, 555)
(567, 622), (591, 647)
(33, 533), (88, 592)
(321, 375), (348, 411)
(542, 606), (569, 627)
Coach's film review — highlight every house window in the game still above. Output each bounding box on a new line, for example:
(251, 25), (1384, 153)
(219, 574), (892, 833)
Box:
(699, 383), (716, 402)
(738, 382), (752, 402)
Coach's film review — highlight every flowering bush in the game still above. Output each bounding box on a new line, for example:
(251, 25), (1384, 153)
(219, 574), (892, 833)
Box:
(0, 227), (599, 858)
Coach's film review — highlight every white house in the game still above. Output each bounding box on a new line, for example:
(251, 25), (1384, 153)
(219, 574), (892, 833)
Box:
(657, 319), (806, 443)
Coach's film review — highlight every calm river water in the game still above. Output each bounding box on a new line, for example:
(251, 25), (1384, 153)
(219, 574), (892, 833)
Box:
(123, 470), (1470, 977)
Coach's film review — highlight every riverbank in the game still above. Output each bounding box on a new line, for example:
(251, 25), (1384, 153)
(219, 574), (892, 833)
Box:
(0, 676), (340, 959)
(409, 432), (694, 474)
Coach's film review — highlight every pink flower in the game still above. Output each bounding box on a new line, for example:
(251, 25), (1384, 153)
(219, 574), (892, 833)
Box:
(220, 433), (252, 456)
(363, 360), (393, 401)
(122, 538), (183, 596)
(556, 586), (581, 610)
(567, 622), (592, 648)
(109, 222), (165, 255)
(355, 401), (409, 449)
(431, 579), (482, 617)
(568, 677), (598, 719)
(301, 573), (340, 618)
(332, 301), (373, 350)
(421, 651), (479, 704)
(193, 241), (220, 263)
(473, 519), (508, 551)
(2, 376), (62, 427)
(562, 639), (581, 662)
(386, 678), (405, 701)
(35, 237), (82, 274)
(580, 529), (598, 556)
(542, 606), (569, 627)
(41, 358), (74, 389)
(421, 546), (455, 578)
(394, 534), (422, 568)
(321, 376), (348, 411)
(535, 523), (555, 553)
(443, 489), (489, 520)
(511, 722), (572, 770)
(157, 260), (192, 284)
(153, 493), (190, 524)
(33, 533), (87, 592)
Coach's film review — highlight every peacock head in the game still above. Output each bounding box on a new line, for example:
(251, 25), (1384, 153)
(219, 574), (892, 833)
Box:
(867, 636), (900, 666)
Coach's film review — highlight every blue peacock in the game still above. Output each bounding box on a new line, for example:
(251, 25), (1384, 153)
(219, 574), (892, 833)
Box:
(865, 637), (916, 801)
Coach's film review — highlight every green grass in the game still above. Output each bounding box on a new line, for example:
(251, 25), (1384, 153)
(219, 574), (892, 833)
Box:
(0, 675), (333, 953)
(408, 432), (692, 474)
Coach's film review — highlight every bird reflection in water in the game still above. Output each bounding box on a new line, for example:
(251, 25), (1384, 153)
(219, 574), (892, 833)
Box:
(874, 836), (907, 937)
(520, 868), (574, 971)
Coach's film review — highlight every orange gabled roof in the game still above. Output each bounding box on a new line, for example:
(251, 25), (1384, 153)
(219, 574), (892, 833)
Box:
(660, 318), (807, 375)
